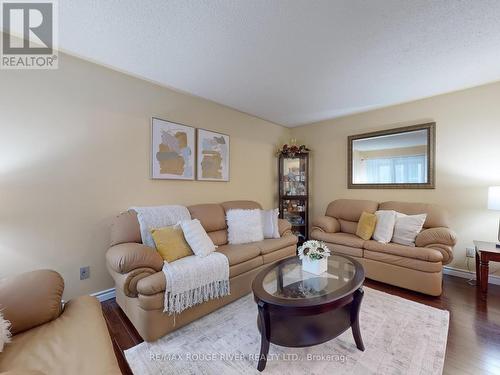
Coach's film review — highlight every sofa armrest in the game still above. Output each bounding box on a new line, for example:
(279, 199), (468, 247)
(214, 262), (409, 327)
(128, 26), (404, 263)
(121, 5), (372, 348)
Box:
(416, 227), (456, 265)
(416, 227), (457, 248)
(0, 270), (64, 335)
(106, 243), (164, 274)
(278, 218), (293, 236)
(136, 271), (167, 296)
(424, 243), (454, 265)
(311, 216), (340, 233)
(107, 266), (159, 297)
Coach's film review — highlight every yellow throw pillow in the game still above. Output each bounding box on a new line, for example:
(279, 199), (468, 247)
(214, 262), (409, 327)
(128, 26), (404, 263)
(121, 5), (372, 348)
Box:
(151, 225), (193, 262)
(356, 212), (377, 240)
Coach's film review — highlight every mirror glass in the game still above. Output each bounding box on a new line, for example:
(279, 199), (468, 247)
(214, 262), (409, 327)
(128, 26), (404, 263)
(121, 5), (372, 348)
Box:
(349, 124), (434, 188)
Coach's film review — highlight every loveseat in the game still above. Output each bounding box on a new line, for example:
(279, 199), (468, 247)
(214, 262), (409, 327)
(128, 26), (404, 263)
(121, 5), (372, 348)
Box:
(106, 200), (298, 342)
(311, 199), (457, 296)
(0, 270), (121, 375)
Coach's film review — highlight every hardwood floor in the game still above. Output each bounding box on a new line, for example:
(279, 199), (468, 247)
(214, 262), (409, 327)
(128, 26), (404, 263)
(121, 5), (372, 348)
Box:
(101, 275), (500, 375)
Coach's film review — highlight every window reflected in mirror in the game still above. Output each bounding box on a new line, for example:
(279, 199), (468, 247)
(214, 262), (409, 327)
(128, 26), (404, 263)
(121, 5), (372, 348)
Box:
(348, 123), (435, 189)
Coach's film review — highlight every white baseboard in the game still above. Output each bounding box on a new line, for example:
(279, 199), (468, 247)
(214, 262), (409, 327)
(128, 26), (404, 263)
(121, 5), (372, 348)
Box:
(443, 266), (500, 286)
(91, 287), (116, 302)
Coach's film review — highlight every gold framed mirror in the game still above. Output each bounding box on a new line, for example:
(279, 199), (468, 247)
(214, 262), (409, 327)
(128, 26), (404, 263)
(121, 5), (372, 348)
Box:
(348, 123), (435, 189)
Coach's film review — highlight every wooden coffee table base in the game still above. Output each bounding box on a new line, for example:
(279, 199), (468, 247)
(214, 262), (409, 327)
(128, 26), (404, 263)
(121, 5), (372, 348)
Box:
(256, 287), (365, 372)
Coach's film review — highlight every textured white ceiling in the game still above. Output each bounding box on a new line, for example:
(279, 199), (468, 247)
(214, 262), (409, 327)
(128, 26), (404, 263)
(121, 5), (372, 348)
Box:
(55, 1), (500, 126)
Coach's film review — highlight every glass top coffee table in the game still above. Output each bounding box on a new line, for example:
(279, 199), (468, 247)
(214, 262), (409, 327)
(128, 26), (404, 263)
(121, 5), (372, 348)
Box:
(251, 254), (365, 371)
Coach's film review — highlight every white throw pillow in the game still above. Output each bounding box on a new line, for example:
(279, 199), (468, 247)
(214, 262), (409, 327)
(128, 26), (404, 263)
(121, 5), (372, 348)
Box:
(373, 210), (397, 243)
(392, 212), (427, 246)
(0, 311), (11, 353)
(261, 209), (280, 239)
(227, 209), (264, 244)
(179, 219), (216, 257)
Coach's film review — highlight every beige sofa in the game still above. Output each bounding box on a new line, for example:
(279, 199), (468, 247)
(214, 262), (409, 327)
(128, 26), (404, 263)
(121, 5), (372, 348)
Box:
(0, 270), (121, 375)
(311, 199), (457, 296)
(106, 200), (298, 342)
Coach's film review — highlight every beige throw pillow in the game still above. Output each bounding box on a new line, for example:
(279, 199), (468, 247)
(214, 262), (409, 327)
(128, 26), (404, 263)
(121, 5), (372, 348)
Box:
(373, 210), (397, 243)
(392, 212), (427, 246)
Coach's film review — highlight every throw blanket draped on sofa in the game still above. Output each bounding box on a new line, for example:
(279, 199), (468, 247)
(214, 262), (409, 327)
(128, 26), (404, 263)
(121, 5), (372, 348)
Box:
(130, 205), (230, 315)
(130, 205), (191, 248)
(162, 253), (230, 315)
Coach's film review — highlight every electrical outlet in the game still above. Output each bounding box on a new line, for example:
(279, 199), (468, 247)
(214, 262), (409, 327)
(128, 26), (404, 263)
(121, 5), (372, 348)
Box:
(465, 247), (475, 258)
(80, 266), (90, 280)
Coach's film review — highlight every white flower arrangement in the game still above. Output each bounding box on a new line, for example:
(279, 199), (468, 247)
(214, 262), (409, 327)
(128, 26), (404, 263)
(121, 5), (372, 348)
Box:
(298, 240), (331, 261)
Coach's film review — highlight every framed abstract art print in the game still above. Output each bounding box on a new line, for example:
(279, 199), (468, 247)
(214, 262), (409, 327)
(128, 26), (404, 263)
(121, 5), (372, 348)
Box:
(151, 117), (195, 180)
(196, 129), (230, 181)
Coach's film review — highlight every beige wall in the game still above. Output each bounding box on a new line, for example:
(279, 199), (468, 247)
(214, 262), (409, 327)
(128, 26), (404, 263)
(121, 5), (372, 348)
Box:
(292, 81), (500, 276)
(0, 51), (290, 299)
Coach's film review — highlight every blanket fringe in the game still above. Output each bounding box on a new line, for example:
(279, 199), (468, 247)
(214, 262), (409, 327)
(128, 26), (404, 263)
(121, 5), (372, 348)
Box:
(166, 280), (230, 315)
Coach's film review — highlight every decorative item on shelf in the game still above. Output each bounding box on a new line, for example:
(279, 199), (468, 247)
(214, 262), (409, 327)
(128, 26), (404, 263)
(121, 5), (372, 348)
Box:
(298, 240), (331, 275)
(278, 140), (309, 244)
(276, 140), (310, 157)
(487, 186), (500, 248)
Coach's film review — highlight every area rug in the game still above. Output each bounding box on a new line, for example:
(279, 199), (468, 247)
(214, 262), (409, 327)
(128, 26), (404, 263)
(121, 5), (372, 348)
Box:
(125, 287), (449, 374)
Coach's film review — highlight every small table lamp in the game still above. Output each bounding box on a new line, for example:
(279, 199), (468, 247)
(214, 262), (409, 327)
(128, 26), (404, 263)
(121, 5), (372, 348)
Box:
(488, 186), (500, 248)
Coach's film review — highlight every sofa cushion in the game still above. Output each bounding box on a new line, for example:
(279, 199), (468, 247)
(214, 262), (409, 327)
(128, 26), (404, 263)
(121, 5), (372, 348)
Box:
(207, 229), (228, 246)
(325, 199), (378, 222)
(323, 243), (363, 258)
(110, 210), (141, 246)
(0, 296), (121, 375)
(254, 236), (298, 255)
(379, 201), (449, 229)
(217, 244), (261, 265)
(339, 219), (358, 234)
(262, 246), (296, 264)
(363, 240), (443, 262)
(187, 204), (226, 232)
(311, 231), (365, 248)
(229, 257), (263, 278)
(364, 251), (442, 273)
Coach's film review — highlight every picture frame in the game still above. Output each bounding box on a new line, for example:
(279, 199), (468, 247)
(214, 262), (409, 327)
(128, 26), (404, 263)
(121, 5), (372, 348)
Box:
(347, 122), (436, 189)
(151, 117), (195, 180)
(196, 128), (230, 181)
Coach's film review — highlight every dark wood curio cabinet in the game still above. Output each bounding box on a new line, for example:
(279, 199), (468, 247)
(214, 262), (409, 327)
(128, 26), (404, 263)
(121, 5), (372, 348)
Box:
(278, 153), (309, 245)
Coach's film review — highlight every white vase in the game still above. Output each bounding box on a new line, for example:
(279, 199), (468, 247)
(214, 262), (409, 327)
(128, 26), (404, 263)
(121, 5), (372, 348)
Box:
(301, 257), (328, 275)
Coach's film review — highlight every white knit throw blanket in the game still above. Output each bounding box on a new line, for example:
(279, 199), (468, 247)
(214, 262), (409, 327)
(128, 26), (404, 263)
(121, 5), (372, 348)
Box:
(130, 205), (191, 248)
(162, 253), (230, 315)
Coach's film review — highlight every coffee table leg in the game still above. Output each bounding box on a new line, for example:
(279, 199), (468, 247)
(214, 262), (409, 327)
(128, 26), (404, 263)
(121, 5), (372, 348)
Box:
(257, 301), (270, 371)
(351, 287), (365, 351)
